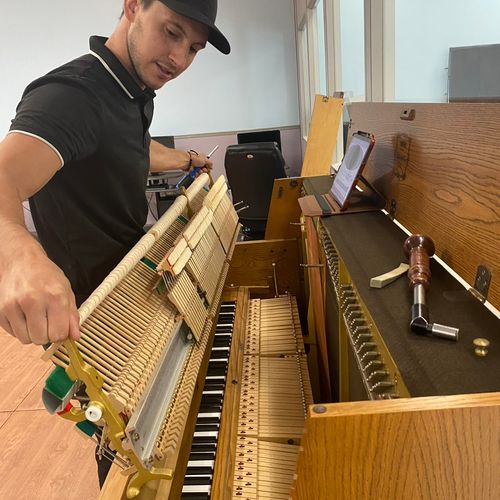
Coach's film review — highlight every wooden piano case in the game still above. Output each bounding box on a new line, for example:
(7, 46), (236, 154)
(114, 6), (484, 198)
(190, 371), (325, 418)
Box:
(289, 102), (500, 499)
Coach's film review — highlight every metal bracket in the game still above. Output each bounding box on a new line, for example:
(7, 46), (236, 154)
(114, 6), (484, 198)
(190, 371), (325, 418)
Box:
(400, 108), (415, 121)
(394, 133), (411, 180)
(469, 265), (491, 303)
(389, 199), (397, 220)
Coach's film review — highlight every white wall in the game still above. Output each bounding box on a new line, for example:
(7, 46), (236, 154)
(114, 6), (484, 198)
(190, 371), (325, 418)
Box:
(0, 0), (299, 137)
(395, 0), (500, 102)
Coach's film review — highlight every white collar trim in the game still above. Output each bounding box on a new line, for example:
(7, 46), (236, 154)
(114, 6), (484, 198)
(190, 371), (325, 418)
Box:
(89, 50), (135, 99)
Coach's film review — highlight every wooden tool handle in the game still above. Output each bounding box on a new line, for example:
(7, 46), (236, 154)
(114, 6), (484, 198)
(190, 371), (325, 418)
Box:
(403, 234), (435, 289)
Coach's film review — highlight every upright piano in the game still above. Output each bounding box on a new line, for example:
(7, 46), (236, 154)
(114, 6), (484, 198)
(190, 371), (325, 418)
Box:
(42, 102), (499, 500)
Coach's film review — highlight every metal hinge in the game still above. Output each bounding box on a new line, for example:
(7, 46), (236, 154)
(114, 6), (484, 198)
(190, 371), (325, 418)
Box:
(469, 265), (491, 303)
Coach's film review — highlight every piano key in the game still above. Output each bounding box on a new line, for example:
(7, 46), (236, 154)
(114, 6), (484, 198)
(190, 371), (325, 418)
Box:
(189, 451), (216, 461)
(202, 390), (224, 396)
(205, 375), (226, 382)
(195, 424), (219, 433)
(197, 412), (221, 420)
(187, 459), (215, 470)
(191, 435), (218, 445)
(183, 475), (213, 486)
(191, 441), (217, 453)
(193, 431), (219, 439)
(180, 493), (210, 500)
(182, 484), (211, 494)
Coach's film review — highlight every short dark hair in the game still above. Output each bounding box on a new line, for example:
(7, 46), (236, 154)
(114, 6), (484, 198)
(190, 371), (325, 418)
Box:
(120, 0), (155, 18)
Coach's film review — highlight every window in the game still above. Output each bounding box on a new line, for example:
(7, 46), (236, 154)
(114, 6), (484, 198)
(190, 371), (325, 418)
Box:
(339, 0), (365, 101)
(393, 0), (500, 102)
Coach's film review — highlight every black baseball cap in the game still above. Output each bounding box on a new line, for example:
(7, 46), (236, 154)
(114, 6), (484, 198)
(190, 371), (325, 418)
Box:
(159, 0), (230, 54)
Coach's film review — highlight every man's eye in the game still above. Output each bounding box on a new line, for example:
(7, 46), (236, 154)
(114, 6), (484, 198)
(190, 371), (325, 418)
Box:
(166, 29), (180, 40)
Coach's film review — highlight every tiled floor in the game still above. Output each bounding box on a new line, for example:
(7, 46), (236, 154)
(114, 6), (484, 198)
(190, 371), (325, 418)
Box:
(0, 332), (100, 499)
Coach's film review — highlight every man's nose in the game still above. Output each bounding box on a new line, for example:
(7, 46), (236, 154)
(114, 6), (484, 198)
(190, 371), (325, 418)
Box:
(169, 42), (190, 72)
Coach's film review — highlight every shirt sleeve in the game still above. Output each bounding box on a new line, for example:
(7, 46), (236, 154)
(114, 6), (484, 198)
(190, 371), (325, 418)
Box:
(9, 78), (102, 166)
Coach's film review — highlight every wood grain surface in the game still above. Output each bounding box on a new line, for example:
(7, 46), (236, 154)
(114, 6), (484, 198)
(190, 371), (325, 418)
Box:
(0, 410), (99, 499)
(0, 331), (100, 499)
(293, 392), (500, 500)
(0, 333), (49, 411)
(265, 177), (303, 240)
(226, 239), (301, 298)
(350, 102), (500, 309)
(301, 96), (343, 177)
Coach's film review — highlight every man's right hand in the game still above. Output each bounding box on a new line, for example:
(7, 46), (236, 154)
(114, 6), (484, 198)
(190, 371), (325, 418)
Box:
(0, 133), (82, 346)
(0, 253), (80, 345)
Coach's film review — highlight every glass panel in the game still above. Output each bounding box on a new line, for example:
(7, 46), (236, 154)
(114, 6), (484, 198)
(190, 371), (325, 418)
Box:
(299, 25), (312, 135)
(316, 0), (328, 95)
(394, 0), (500, 102)
(340, 0), (365, 101)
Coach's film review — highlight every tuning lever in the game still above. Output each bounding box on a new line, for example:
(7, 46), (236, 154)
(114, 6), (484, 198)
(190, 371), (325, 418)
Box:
(403, 234), (459, 341)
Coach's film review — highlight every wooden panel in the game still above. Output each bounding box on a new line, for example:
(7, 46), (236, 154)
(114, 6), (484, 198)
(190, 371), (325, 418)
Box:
(304, 217), (331, 401)
(0, 332), (50, 411)
(301, 96), (343, 177)
(265, 177), (303, 240)
(293, 393), (500, 500)
(226, 239), (301, 298)
(211, 288), (249, 499)
(350, 102), (500, 309)
(0, 410), (99, 499)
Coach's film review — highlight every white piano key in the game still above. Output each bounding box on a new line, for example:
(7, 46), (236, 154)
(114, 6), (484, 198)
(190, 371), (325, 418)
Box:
(182, 485), (211, 494)
(187, 460), (215, 469)
(197, 412), (221, 419)
(202, 390), (224, 395)
(193, 431), (219, 438)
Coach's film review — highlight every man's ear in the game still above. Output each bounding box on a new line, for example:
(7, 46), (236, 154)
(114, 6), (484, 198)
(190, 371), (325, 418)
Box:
(123, 0), (140, 22)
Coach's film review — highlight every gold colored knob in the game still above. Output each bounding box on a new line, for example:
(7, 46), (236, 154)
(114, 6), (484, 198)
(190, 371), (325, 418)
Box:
(473, 338), (490, 357)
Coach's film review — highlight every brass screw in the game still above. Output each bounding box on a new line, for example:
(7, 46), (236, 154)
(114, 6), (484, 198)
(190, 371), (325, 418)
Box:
(473, 338), (490, 357)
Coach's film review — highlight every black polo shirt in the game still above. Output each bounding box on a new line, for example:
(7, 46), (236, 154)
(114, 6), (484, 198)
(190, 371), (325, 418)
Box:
(9, 36), (156, 304)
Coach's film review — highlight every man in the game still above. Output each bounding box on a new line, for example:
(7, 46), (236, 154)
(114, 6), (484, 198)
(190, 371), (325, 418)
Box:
(0, 0), (230, 486)
(0, 0), (230, 342)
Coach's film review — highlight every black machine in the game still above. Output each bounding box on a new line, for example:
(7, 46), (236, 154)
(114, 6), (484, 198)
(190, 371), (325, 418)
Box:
(224, 142), (287, 240)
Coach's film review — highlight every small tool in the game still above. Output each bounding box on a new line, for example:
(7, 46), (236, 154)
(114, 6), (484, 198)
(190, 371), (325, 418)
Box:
(370, 263), (409, 288)
(176, 145), (219, 189)
(403, 234), (459, 341)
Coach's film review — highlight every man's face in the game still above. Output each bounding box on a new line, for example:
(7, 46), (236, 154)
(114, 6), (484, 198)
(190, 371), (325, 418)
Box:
(127, 1), (209, 90)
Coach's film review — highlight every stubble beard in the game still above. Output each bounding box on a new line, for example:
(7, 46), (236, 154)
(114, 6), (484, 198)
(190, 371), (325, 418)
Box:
(126, 24), (151, 89)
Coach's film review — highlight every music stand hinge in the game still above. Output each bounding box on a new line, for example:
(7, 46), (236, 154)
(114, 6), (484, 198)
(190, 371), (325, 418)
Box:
(389, 199), (397, 219)
(469, 265), (491, 303)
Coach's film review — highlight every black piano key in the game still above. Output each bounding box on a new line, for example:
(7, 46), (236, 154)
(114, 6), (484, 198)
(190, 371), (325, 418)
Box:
(189, 451), (216, 461)
(195, 423), (219, 433)
(186, 460), (214, 476)
(190, 443), (217, 453)
(191, 435), (218, 444)
(183, 475), (213, 486)
(181, 493), (210, 500)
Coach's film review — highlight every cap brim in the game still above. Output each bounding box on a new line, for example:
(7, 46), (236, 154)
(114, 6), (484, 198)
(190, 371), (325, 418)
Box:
(159, 0), (231, 54)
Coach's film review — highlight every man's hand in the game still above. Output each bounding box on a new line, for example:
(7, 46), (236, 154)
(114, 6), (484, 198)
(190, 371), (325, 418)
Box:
(0, 132), (81, 346)
(0, 252), (80, 346)
(189, 150), (213, 174)
(149, 140), (214, 174)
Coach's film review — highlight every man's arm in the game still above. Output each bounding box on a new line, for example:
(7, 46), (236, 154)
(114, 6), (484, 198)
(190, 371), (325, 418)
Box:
(149, 139), (213, 173)
(0, 133), (80, 345)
